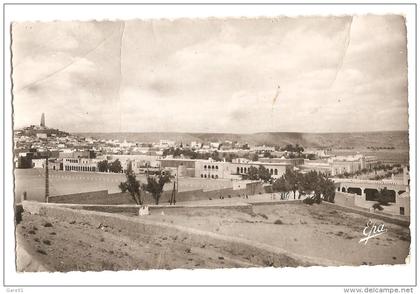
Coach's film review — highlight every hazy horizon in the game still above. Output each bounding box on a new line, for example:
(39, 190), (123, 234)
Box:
(12, 15), (408, 133)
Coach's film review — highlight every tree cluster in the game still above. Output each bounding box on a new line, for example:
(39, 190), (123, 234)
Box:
(242, 165), (272, 183)
(281, 144), (304, 153)
(97, 159), (123, 173)
(273, 169), (336, 203)
(119, 166), (172, 205)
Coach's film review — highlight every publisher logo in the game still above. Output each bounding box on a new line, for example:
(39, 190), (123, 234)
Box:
(359, 219), (387, 245)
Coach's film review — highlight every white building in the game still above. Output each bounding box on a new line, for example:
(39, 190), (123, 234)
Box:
(159, 140), (176, 148)
(63, 158), (98, 172)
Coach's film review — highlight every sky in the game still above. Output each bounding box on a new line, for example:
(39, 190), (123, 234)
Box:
(12, 15), (408, 133)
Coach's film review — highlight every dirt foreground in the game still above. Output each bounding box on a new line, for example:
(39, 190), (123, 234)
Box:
(16, 210), (304, 272)
(145, 203), (411, 266)
(16, 202), (411, 272)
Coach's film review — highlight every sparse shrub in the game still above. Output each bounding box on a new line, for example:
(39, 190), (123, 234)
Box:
(258, 213), (268, 220)
(372, 203), (384, 211)
(43, 222), (53, 227)
(43, 239), (51, 245)
(303, 197), (316, 205)
(274, 219), (283, 225)
(36, 249), (47, 255)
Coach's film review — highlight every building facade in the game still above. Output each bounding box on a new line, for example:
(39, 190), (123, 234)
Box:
(63, 158), (98, 172)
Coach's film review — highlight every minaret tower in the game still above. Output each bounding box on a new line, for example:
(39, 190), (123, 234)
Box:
(40, 113), (45, 128)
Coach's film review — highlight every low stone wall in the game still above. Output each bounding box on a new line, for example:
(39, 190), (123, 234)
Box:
(22, 201), (253, 216)
(46, 181), (265, 206)
(323, 202), (410, 227)
(334, 192), (357, 208)
(47, 190), (110, 204)
(248, 199), (302, 206)
(147, 204), (253, 215)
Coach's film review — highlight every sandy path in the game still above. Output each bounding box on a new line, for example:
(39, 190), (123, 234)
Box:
(145, 203), (410, 266)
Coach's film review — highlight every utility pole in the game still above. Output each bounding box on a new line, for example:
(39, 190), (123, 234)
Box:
(176, 165), (179, 193)
(175, 165), (179, 205)
(45, 156), (49, 202)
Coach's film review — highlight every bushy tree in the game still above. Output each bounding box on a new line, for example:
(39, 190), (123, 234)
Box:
(375, 188), (395, 206)
(119, 162), (142, 205)
(258, 165), (272, 183)
(284, 169), (298, 199)
(244, 166), (259, 180)
(142, 171), (172, 205)
(98, 160), (108, 172)
(251, 153), (259, 161)
(109, 159), (122, 173)
(273, 176), (292, 199)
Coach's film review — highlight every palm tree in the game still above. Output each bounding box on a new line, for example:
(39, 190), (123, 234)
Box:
(119, 162), (142, 205)
(142, 171), (172, 205)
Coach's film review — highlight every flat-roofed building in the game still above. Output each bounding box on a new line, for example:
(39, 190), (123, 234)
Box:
(194, 160), (231, 179)
(328, 154), (379, 176)
(159, 158), (196, 177)
(63, 158), (98, 172)
(195, 159), (293, 179)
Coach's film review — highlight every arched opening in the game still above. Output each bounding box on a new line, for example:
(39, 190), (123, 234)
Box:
(364, 188), (379, 201)
(204, 165), (207, 169)
(240, 167), (243, 173)
(274, 169), (278, 175)
(216, 166), (219, 170)
(341, 187), (346, 192)
(347, 187), (362, 195)
(237, 167), (240, 174)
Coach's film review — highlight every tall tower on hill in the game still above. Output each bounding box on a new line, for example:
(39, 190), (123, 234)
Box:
(40, 113), (45, 127)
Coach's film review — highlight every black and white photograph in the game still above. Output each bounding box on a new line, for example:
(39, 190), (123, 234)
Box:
(1, 2), (418, 291)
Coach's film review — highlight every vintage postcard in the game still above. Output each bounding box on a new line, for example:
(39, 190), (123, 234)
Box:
(3, 2), (417, 291)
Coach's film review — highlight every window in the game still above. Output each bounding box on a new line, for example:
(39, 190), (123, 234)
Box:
(400, 207), (405, 215)
(204, 165), (207, 169)
(216, 166), (219, 169)
(274, 169), (278, 175)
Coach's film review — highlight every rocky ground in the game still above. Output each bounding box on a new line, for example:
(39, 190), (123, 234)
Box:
(16, 210), (303, 272)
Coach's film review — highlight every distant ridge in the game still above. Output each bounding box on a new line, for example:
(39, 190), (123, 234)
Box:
(75, 131), (409, 149)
